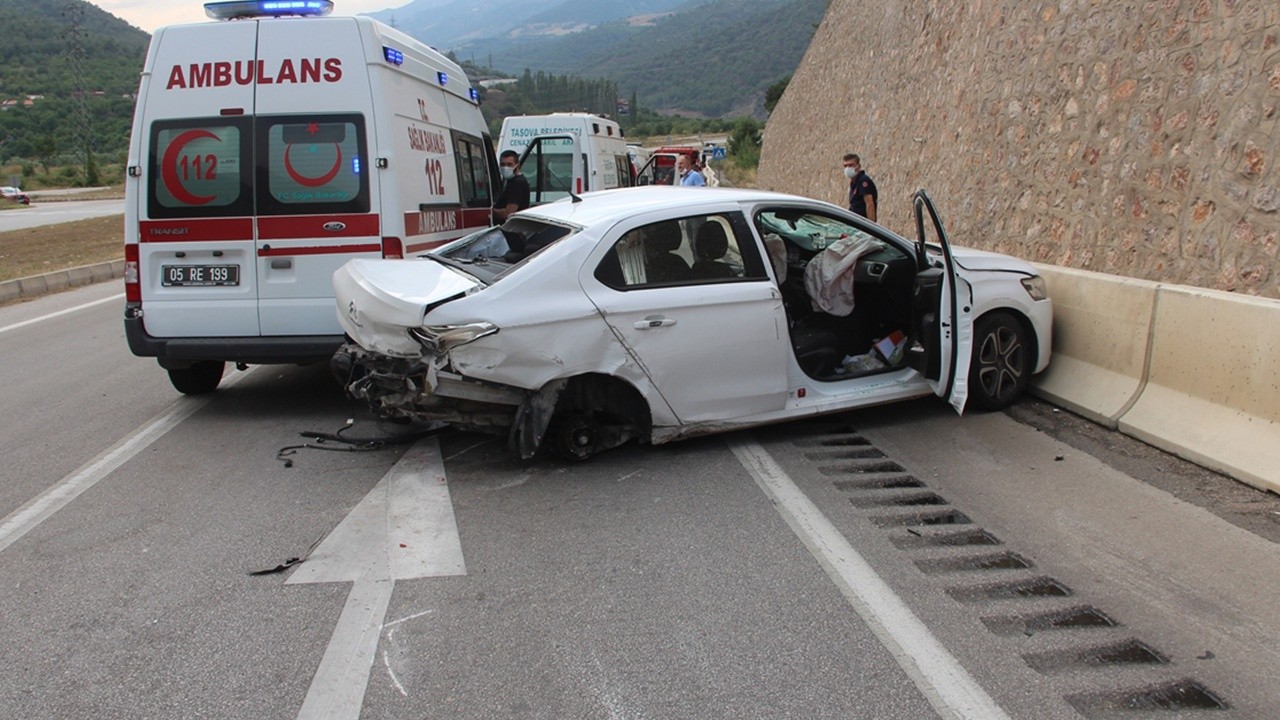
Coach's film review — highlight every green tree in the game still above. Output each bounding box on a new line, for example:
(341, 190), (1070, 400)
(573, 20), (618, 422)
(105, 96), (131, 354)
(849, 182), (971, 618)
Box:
(764, 76), (790, 114)
(34, 134), (57, 173)
(728, 118), (762, 168)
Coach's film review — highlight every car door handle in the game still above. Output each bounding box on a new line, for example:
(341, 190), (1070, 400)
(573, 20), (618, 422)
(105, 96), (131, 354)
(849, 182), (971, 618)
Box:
(634, 315), (676, 329)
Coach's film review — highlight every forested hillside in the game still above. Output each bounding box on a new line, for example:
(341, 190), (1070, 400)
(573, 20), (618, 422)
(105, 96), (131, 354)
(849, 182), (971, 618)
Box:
(0, 0), (148, 165)
(479, 0), (826, 117)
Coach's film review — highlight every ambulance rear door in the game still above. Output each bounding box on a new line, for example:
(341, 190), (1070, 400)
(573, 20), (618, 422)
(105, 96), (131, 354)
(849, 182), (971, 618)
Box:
(253, 18), (379, 336)
(137, 22), (261, 339)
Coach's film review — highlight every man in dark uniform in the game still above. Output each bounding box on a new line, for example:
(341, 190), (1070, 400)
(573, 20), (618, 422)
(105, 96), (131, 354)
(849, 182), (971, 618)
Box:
(492, 150), (530, 223)
(842, 152), (878, 222)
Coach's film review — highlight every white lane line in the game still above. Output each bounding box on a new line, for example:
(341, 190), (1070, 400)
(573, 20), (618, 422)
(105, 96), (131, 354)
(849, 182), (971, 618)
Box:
(0, 293), (124, 336)
(0, 368), (251, 555)
(728, 437), (1011, 720)
(293, 437), (463, 720)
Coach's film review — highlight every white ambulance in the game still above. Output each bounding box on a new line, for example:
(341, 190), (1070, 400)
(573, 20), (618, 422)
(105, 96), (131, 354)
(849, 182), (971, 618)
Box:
(496, 112), (635, 206)
(124, 0), (498, 394)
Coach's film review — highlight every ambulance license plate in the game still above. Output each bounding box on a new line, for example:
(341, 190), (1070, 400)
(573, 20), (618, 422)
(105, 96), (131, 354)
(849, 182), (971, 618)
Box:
(161, 264), (240, 287)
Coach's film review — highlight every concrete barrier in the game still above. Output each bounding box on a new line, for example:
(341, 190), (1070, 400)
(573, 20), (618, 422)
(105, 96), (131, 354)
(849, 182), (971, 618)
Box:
(0, 259), (124, 303)
(1029, 264), (1158, 427)
(1118, 286), (1280, 494)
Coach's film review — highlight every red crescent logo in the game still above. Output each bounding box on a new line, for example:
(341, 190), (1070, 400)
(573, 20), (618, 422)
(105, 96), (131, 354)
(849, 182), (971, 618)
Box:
(161, 129), (218, 205)
(284, 144), (343, 187)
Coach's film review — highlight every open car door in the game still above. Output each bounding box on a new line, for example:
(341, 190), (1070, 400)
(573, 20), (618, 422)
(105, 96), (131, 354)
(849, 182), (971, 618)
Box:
(908, 190), (973, 413)
(517, 133), (587, 205)
(634, 153), (680, 186)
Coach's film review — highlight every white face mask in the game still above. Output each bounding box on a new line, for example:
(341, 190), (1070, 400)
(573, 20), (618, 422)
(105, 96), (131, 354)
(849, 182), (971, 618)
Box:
(843, 167), (858, 179)
(500, 166), (515, 180)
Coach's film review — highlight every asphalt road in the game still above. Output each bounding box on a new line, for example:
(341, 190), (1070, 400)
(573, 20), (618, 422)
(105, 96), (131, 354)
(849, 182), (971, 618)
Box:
(1, 281), (1277, 719)
(0, 198), (124, 232)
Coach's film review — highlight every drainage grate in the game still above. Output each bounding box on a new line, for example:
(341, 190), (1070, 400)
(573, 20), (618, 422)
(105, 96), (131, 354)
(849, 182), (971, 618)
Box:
(835, 475), (925, 491)
(891, 528), (1002, 549)
(850, 492), (949, 508)
(915, 551), (1033, 574)
(818, 460), (908, 476)
(1067, 678), (1229, 713)
(792, 435), (873, 448)
(1024, 639), (1166, 673)
(871, 509), (972, 527)
(947, 576), (1073, 602)
(804, 447), (887, 461)
(982, 606), (1118, 636)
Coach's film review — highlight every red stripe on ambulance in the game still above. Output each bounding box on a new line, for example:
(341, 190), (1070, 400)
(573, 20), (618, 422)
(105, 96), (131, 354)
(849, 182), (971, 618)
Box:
(139, 218), (253, 241)
(257, 214), (380, 239)
(402, 207), (491, 236)
(257, 243), (381, 257)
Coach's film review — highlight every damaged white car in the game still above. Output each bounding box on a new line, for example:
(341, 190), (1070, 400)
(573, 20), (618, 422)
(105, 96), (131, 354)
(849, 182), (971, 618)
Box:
(331, 187), (1052, 460)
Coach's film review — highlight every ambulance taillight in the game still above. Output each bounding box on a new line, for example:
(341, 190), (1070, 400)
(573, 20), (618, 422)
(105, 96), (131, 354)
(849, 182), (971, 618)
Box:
(124, 244), (140, 302)
(382, 237), (404, 259)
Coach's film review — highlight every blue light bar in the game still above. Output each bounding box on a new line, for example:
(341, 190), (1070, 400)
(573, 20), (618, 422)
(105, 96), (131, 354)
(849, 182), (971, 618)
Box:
(205, 0), (334, 20)
(383, 47), (404, 65)
(468, 88), (479, 102)
(436, 72), (448, 86)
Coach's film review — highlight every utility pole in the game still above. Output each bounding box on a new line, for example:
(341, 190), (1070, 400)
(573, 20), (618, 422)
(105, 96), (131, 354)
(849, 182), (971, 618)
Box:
(63, 1), (98, 186)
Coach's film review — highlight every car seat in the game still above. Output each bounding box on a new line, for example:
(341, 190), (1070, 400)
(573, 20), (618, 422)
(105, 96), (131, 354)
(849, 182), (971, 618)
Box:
(643, 221), (690, 282)
(691, 223), (737, 279)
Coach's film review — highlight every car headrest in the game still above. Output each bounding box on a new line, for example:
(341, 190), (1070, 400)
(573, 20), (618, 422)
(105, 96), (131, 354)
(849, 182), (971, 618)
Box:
(644, 221), (683, 253)
(695, 222), (729, 260)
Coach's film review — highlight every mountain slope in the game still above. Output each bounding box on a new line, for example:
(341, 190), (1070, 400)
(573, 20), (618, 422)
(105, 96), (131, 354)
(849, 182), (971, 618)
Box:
(477, 0), (827, 117)
(371, 0), (700, 48)
(0, 0), (149, 162)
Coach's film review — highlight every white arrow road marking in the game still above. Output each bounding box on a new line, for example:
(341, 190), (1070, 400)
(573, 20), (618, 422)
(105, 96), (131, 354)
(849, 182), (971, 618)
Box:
(291, 436), (464, 720)
(729, 437), (1011, 720)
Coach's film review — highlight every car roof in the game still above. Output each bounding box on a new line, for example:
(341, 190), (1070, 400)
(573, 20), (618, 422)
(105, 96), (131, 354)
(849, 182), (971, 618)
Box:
(517, 186), (839, 228)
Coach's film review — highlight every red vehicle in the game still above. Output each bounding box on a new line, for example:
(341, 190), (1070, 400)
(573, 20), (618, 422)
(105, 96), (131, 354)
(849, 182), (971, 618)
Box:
(1, 186), (30, 205)
(636, 146), (701, 186)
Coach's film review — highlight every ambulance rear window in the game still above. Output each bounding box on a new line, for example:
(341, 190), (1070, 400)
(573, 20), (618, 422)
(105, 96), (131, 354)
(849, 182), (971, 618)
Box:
(256, 113), (369, 215)
(147, 119), (253, 219)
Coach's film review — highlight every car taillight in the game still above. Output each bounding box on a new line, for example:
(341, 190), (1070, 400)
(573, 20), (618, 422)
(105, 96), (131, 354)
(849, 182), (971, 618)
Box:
(124, 243), (140, 302)
(382, 236), (404, 259)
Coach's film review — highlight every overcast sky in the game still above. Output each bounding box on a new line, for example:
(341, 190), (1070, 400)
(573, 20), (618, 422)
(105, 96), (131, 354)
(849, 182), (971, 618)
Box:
(86, 1), (397, 33)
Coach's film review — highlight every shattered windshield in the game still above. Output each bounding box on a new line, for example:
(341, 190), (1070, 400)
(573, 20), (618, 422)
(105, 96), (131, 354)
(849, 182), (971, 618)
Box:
(431, 217), (577, 283)
(758, 209), (878, 253)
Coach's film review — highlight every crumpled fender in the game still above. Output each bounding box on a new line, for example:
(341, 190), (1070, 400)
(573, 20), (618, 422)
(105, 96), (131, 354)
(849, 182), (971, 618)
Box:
(509, 378), (569, 459)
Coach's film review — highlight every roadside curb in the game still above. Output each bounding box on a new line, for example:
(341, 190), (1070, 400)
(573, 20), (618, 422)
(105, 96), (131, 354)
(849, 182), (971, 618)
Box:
(0, 259), (125, 303)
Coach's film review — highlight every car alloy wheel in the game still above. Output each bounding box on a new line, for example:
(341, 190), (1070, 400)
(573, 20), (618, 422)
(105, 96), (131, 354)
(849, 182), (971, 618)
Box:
(968, 311), (1028, 411)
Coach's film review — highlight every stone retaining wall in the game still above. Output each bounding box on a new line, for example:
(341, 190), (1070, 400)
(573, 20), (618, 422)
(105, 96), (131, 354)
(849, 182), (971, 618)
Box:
(759, 0), (1280, 298)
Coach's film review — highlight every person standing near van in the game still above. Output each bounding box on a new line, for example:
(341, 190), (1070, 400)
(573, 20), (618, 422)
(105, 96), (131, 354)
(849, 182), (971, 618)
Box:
(676, 154), (706, 187)
(493, 150), (530, 222)
(842, 153), (877, 222)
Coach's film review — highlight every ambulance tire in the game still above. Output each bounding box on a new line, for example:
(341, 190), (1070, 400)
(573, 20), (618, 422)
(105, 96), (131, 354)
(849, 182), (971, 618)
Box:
(168, 361), (226, 395)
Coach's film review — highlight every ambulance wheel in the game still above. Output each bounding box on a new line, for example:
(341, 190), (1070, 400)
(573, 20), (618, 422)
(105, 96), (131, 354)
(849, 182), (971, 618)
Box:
(968, 312), (1028, 411)
(168, 361), (225, 395)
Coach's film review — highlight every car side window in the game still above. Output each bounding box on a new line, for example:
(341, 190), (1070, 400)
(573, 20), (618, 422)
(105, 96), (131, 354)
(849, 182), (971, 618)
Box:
(594, 213), (767, 290)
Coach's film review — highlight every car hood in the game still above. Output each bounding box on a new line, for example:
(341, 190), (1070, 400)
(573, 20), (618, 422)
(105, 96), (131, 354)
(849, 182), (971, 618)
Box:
(333, 258), (480, 356)
(949, 246), (1037, 274)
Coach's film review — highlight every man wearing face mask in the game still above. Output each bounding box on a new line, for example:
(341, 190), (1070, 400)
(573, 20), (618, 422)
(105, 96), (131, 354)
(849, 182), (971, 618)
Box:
(676, 153), (706, 187)
(492, 150), (530, 223)
(841, 153), (877, 222)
